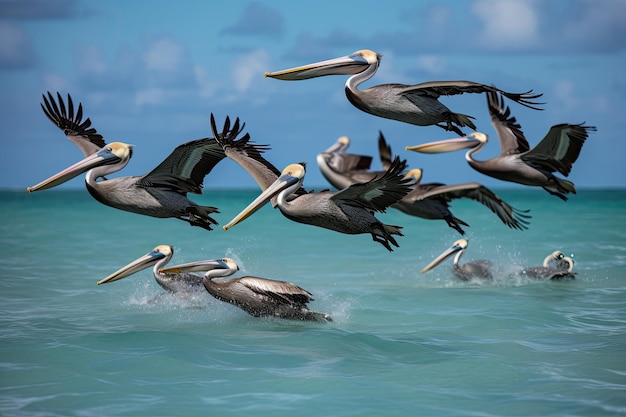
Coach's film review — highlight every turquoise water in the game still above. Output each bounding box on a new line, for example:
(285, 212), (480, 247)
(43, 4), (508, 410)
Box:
(1, 189), (625, 416)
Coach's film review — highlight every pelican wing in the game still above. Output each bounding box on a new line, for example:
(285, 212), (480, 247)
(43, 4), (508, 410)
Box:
(377, 131), (393, 170)
(139, 138), (226, 194)
(486, 91), (531, 156)
(417, 182), (531, 230)
(399, 81), (544, 110)
(239, 277), (314, 305)
(331, 157), (411, 212)
(41, 92), (106, 157)
(210, 114), (308, 198)
(521, 123), (596, 177)
(329, 153), (373, 173)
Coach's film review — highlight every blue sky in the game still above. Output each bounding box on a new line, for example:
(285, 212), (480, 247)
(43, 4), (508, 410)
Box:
(1, 0), (624, 191)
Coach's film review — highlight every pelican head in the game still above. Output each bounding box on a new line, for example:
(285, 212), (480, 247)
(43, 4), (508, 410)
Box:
(223, 163), (305, 231)
(323, 136), (351, 154)
(264, 49), (381, 80)
(543, 250), (565, 267)
(403, 168), (423, 185)
(405, 133), (486, 154)
(160, 257), (239, 278)
(97, 244), (172, 285)
(560, 256), (575, 273)
(28, 142), (134, 192)
(421, 238), (468, 273)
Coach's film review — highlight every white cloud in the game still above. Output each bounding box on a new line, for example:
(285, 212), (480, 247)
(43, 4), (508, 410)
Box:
(194, 65), (217, 98)
(416, 55), (446, 74)
(42, 72), (69, 93)
(135, 88), (165, 106)
(77, 45), (107, 75)
(143, 38), (184, 73)
(0, 22), (35, 69)
(472, 0), (540, 49)
(230, 49), (269, 93)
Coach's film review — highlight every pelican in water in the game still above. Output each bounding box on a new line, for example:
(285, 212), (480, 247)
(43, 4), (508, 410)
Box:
(520, 251), (576, 280)
(159, 257), (332, 321)
(405, 91), (597, 200)
(97, 245), (205, 293)
(27, 92), (230, 230)
(317, 133), (531, 234)
(265, 49), (543, 136)
(421, 239), (494, 280)
(210, 115), (413, 251)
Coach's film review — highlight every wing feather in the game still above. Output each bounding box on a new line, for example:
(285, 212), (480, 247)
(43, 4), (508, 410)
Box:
(41, 91), (106, 156)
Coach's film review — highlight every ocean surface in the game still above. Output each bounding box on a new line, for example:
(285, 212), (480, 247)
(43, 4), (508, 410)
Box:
(1, 188), (625, 417)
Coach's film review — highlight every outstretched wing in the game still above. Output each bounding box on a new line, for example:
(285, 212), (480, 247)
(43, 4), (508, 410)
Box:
(486, 91), (531, 156)
(140, 137), (226, 194)
(332, 156), (411, 212)
(400, 80), (544, 111)
(41, 91), (106, 156)
(377, 131), (393, 170)
(417, 182), (531, 230)
(522, 123), (596, 177)
(210, 113), (308, 199)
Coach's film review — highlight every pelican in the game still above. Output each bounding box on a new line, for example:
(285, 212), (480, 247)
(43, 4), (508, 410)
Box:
(159, 257), (332, 321)
(265, 49), (543, 136)
(27, 92), (230, 230)
(317, 132), (531, 234)
(520, 251), (576, 280)
(210, 115), (413, 251)
(405, 91), (597, 200)
(420, 239), (493, 280)
(97, 245), (205, 293)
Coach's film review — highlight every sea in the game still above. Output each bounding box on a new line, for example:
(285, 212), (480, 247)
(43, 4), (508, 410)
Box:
(1, 188), (625, 417)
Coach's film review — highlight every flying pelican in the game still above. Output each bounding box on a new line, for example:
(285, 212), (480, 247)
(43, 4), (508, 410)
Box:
(265, 49), (543, 136)
(420, 239), (494, 280)
(317, 133), (531, 234)
(519, 251), (576, 280)
(27, 92), (230, 230)
(210, 114), (413, 251)
(159, 257), (332, 321)
(97, 245), (205, 293)
(405, 91), (597, 200)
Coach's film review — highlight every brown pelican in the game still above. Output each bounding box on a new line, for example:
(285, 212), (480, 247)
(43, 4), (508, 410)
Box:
(265, 49), (543, 136)
(317, 133), (531, 234)
(27, 92), (230, 230)
(97, 245), (205, 293)
(520, 251), (576, 280)
(159, 257), (331, 321)
(405, 91), (596, 200)
(420, 239), (494, 280)
(210, 114), (413, 251)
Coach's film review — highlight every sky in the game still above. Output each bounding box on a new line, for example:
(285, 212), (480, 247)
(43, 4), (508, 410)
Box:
(1, 0), (625, 192)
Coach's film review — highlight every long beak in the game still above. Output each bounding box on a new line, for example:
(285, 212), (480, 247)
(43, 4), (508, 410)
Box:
(97, 249), (166, 285)
(405, 137), (481, 154)
(159, 259), (230, 274)
(222, 172), (300, 231)
(28, 148), (121, 192)
(265, 54), (369, 80)
(323, 140), (346, 154)
(420, 243), (464, 273)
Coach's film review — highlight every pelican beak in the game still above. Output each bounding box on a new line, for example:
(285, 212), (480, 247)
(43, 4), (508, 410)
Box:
(265, 53), (370, 80)
(405, 137), (481, 154)
(159, 259), (229, 274)
(323, 141), (345, 154)
(420, 243), (464, 273)
(27, 147), (122, 192)
(223, 172), (300, 231)
(97, 249), (167, 285)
